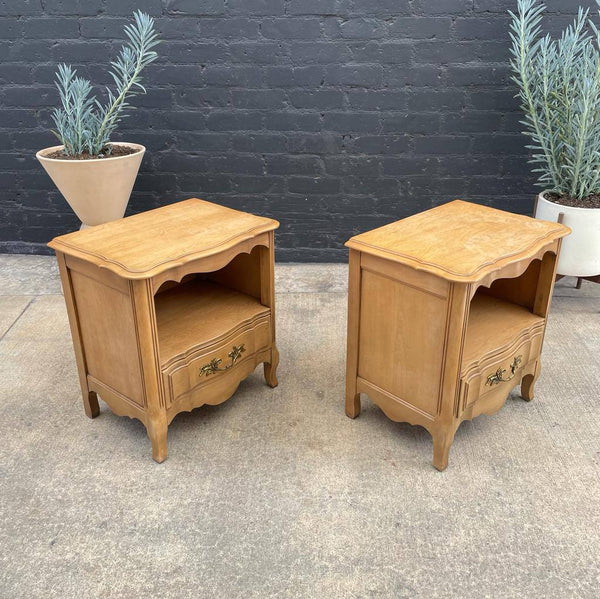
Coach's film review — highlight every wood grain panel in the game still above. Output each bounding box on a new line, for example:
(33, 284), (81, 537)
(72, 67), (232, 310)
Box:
(70, 270), (144, 406)
(65, 254), (129, 294)
(358, 269), (447, 417)
(360, 252), (448, 298)
(346, 200), (569, 282)
(479, 258), (541, 310)
(208, 246), (262, 299)
(49, 198), (278, 279)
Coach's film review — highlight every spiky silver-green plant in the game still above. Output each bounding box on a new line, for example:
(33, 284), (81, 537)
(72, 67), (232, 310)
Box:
(51, 11), (159, 156)
(509, 0), (600, 199)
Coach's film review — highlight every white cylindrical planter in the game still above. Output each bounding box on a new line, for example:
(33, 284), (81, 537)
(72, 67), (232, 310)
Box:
(535, 192), (600, 277)
(36, 142), (145, 228)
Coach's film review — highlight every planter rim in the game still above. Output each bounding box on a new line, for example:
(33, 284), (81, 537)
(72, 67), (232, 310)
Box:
(36, 142), (145, 164)
(539, 190), (600, 213)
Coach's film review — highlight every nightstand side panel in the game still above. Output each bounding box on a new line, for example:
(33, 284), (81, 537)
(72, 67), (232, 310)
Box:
(357, 266), (450, 418)
(69, 266), (144, 407)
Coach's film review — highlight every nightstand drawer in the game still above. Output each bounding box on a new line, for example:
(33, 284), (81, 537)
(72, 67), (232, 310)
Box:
(461, 331), (543, 410)
(162, 315), (271, 405)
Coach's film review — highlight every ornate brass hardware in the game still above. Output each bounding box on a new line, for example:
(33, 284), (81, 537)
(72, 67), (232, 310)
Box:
(486, 355), (523, 386)
(199, 344), (246, 377)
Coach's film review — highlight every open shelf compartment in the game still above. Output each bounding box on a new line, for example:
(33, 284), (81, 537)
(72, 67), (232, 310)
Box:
(155, 279), (270, 368)
(463, 294), (544, 366)
(152, 247), (270, 371)
(462, 258), (546, 372)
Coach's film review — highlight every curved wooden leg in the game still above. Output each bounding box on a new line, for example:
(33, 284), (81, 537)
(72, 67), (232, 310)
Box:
(345, 392), (361, 419)
(432, 429), (455, 472)
(264, 346), (279, 388)
(521, 374), (537, 402)
(521, 361), (540, 402)
(84, 390), (100, 419)
(147, 416), (168, 464)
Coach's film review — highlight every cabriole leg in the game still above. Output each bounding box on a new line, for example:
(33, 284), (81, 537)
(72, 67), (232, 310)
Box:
(264, 346), (279, 388)
(521, 361), (540, 402)
(521, 368), (539, 401)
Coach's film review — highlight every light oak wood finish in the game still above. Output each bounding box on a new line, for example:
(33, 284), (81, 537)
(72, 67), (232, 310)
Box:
(345, 200), (570, 471)
(49, 199), (279, 462)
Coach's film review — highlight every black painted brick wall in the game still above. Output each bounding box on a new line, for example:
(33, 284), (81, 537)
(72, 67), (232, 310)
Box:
(0, 0), (586, 261)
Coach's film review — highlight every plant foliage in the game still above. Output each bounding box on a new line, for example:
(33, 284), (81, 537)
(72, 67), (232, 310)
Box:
(509, 0), (600, 199)
(51, 11), (159, 157)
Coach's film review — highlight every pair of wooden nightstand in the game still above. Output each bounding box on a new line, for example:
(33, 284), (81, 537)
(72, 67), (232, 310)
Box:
(49, 198), (569, 469)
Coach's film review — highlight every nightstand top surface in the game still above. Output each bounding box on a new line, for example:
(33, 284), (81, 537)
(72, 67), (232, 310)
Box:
(345, 200), (570, 282)
(48, 198), (279, 279)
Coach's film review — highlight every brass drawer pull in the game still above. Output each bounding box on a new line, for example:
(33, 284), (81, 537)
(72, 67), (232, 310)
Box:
(486, 355), (523, 386)
(199, 344), (246, 377)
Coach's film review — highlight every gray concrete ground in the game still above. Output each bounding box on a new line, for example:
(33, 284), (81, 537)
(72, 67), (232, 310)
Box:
(0, 254), (599, 599)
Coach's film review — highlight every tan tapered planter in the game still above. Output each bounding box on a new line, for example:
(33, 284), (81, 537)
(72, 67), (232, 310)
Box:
(36, 142), (145, 228)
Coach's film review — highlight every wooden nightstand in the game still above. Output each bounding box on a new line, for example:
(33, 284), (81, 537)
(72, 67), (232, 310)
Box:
(49, 199), (279, 463)
(345, 200), (570, 471)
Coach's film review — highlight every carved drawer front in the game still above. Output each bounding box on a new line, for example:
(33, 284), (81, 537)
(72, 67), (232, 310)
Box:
(162, 316), (271, 405)
(461, 331), (543, 410)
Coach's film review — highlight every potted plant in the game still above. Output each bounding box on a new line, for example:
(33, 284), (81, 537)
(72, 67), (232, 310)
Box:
(509, 0), (600, 281)
(37, 11), (159, 229)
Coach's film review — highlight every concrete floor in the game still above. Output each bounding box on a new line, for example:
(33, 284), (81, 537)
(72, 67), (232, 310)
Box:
(0, 254), (599, 598)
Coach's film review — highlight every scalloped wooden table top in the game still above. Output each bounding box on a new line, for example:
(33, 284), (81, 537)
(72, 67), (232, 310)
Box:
(345, 200), (570, 282)
(48, 198), (279, 279)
